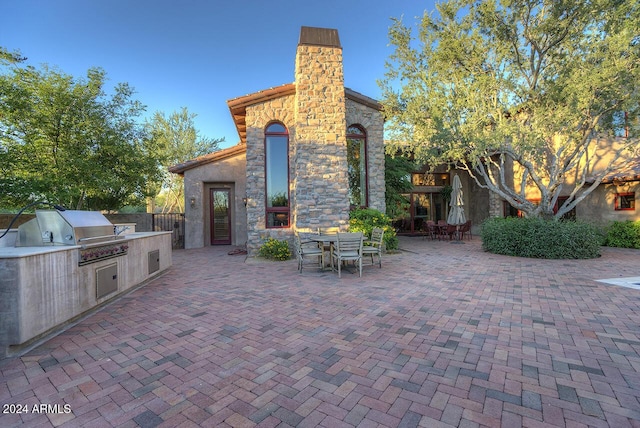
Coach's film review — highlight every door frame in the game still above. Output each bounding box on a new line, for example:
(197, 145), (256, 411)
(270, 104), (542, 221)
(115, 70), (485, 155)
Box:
(210, 188), (232, 245)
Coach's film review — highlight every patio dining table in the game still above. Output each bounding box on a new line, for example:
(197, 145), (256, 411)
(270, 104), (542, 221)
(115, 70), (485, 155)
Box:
(309, 233), (365, 276)
(428, 223), (452, 241)
(309, 234), (338, 270)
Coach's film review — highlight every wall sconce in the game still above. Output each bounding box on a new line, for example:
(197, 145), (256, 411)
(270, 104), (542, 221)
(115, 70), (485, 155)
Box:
(242, 196), (248, 206)
(189, 196), (196, 207)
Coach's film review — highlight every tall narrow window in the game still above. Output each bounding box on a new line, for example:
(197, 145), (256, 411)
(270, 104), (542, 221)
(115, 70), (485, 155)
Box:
(265, 122), (290, 227)
(347, 125), (368, 208)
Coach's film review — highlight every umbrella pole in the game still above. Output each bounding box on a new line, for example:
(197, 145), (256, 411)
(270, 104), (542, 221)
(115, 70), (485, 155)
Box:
(450, 224), (465, 244)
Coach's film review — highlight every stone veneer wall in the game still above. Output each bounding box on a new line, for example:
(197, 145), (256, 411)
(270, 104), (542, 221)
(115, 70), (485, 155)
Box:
(245, 96), (296, 255)
(488, 191), (504, 218)
(293, 44), (350, 235)
(244, 40), (387, 256)
(346, 99), (386, 213)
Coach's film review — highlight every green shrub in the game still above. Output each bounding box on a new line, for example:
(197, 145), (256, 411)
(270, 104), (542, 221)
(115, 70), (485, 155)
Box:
(604, 221), (640, 249)
(258, 238), (291, 261)
(349, 208), (398, 250)
(481, 217), (601, 259)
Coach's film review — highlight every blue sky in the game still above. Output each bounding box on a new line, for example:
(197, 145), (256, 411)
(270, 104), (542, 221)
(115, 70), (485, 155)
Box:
(2, 0), (436, 149)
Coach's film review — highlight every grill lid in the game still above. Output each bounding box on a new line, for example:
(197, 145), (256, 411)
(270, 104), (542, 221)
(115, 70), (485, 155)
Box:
(16, 210), (117, 247)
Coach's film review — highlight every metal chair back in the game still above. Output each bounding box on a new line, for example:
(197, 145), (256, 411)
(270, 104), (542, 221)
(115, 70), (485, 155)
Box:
(332, 232), (363, 278)
(363, 227), (384, 268)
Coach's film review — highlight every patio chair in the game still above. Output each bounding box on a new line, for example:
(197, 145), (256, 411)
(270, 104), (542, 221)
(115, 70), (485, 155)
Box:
(331, 232), (364, 278)
(295, 233), (324, 273)
(445, 224), (459, 240)
(459, 220), (472, 240)
(424, 220), (437, 240)
(318, 227), (340, 235)
(362, 227), (384, 268)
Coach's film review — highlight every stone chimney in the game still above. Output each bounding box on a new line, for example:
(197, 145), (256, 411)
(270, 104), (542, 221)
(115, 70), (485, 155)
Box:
(292, 26), (350, 232)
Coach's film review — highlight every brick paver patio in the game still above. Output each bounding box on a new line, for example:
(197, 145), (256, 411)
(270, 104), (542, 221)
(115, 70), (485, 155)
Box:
(1, 237), (639, 427)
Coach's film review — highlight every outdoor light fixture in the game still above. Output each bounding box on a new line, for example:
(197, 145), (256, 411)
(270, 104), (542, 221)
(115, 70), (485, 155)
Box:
(189, 197), (196, 207)
(242, 196), (248, 206)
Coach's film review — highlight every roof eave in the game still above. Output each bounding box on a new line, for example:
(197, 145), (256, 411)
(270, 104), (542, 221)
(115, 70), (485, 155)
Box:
(227, 83), (296, 144)
(345, 88), (383, 111)
(600, 175), (640, 184)
(169, 144), (247, 175)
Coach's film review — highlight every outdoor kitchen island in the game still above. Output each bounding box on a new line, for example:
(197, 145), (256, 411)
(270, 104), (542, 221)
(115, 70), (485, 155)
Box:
(0, 211), (172, 359)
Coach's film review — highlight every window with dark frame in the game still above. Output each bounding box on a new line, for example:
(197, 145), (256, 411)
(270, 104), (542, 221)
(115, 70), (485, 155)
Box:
(615, 192), (635, 211)
(347, 125), (368, 208)
(556, 196), (576, 220)
(411, 173), (450, 187)
(503, 201), (522, 218)
(264, 122), (290, 228)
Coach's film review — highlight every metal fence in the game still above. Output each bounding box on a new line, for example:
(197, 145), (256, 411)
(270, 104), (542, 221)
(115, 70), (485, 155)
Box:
(151, 213), (185, 249)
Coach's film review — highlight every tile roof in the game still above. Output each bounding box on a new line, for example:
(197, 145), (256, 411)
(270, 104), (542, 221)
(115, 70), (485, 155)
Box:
(168, 143), (246, 175)
(601, 156), (640, 183)
(227, 83), (296, 144)
(170, 84), (383, 174)
(226, 85), (383, 144)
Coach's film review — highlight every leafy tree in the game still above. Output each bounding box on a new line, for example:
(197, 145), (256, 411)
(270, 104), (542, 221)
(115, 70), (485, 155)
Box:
(384, 154), (414, 219)
(0, 47), (26, 64)
(0, 57), (162, 211)
(380, 0), (640, 219)
(145, 108), (222, 212)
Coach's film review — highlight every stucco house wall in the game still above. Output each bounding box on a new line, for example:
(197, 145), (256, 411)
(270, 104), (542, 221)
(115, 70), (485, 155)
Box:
(577, 181), (639, 225)
(401, 152), (637, 236)
(481, 135), (639, 222)
(182, 150), (247, 248)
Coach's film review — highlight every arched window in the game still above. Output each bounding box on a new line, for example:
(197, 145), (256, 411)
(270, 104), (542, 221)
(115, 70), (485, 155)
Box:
(347, 125), (368, 208)
(265, 122), (290, 227)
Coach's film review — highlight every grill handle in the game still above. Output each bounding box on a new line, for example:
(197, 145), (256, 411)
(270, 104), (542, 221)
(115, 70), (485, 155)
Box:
(77, 235), (124, 243)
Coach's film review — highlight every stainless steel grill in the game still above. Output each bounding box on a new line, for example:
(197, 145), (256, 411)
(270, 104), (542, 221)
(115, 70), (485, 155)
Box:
(15, 210), (128, 265)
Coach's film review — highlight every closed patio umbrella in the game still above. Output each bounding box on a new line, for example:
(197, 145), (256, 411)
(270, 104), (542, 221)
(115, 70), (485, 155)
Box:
(447, 174), (466, 242)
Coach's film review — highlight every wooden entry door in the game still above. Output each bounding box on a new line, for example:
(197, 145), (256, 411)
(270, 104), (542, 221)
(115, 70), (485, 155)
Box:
(210, 189), (231, 245)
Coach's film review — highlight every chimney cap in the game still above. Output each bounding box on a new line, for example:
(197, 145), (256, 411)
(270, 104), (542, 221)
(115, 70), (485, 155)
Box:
(299, 26), (341, 48)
